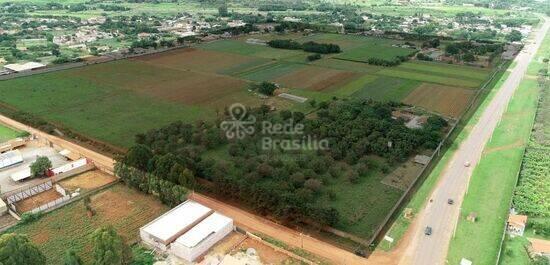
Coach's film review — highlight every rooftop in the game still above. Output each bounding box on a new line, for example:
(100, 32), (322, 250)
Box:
(3, 62), (46, 72)
(141, 200), (213, 243)
(175, 212), (232, 248)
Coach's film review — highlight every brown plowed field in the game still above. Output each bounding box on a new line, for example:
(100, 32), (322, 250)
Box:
(402, 83), (475, 118)
(132, 48), (267, 74)
(15, 189), (62, 213)
(274, 66), (358, 91)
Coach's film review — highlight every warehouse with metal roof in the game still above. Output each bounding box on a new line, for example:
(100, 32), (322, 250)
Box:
(139, 200), (214, 251)
(170, 212), (233, 262)
(139, 200), (234, 262)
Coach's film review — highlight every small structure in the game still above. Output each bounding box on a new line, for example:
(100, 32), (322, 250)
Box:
(414, 155), (431, 165)
(140, 200), (213, 251)
(3, 62), (46, 73)
(170, 212), (233, 262)
(0, 150), (23, 169)
(467, 212), (477, 223)
(460, 258), (473, 265)
(528, 238), (550, 259)
(10, 167), (31, 182)
(507, 214), (528, 236)
(278, 93), (308, 103)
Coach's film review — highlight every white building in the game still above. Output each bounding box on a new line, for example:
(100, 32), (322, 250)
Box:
(140, 200), (213, 251)
(170, 212), (233, 262)
(3, 62), (46, 73)
(140, 200), (234, 262)
(0, 150), (23, 169)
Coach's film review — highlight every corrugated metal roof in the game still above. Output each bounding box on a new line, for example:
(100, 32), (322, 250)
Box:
(141, 200), (212, 243)
(175, 212), (232, 248)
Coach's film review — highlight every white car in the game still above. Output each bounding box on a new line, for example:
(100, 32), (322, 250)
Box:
(464, 161), (471, 167)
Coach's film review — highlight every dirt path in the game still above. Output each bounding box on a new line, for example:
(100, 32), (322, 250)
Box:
(0, 115), (116, 174)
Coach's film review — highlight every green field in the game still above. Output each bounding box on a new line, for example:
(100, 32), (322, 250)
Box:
(352, 76), (420, 102)
(376, 62), (488, 88)
(200, 39), (308, 60)
(336, 44), (416, 62)
(0, 67), (211, 147)
(447, 78), (540, 265)
(0, 124), (20, 143)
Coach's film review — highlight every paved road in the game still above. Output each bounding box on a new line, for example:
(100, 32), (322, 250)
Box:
(400, 18), (549, 265)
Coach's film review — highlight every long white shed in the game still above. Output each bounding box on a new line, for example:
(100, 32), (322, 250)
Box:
(170, 212), (233, 262)
(0, 150), (23, 169)
(140, 200), (213, 251)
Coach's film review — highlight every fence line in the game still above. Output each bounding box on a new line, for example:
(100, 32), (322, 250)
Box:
(365, 60), (508, 250)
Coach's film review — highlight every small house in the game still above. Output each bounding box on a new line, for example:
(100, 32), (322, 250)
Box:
(507, 214), (528, 236)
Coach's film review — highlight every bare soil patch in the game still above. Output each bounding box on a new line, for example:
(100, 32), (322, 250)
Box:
(59, 170), (117, 192)
(14, 189), (62, 213)
(381, 159), (424, 191)
(274, 66), (358, 91)
(133, 48), (264, 74)
(230, 237), (297, 264)
(402, 83), (474, 118)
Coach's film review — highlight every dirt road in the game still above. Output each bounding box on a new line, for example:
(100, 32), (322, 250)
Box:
(399, 17), (550, 265)
(0, 115), (116, 173)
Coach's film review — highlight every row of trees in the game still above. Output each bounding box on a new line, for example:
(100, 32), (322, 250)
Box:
(364, 55), (411, 67)
(0, 226), (131, 265)
(121, 100), (447, 228)
(267, 39), (341, 54)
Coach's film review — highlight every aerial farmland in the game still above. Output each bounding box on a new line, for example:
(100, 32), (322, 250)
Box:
(0, 33), (496, 147)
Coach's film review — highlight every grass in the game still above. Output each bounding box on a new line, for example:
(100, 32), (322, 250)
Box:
(376, 66), (484, 88)
(238, 61), (305, 82)
(0, 68), (211, 147)
(200, 39), (307, 60)
(335, 44), (416, 62)
(0, 124), (20, 143)
(498, 235), (532, 265)
(323, 168), (403, 239)
(6, 184), (168, 265)
(447, 78), (540, 265)
(352, 76), (420, 102)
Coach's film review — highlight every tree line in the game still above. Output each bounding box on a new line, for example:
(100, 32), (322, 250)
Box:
(267, 39), (341, 54)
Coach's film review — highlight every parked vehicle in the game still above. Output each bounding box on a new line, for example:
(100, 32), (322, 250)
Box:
(425, 226), (432, 236)
(448, 199), (454, 205)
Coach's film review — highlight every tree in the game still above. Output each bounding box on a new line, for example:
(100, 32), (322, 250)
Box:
(218, 5), (228, 17)
(0, 233), (46, 265)
(463, 52), (476, 62)
(30, 156), (51, 178)
(124, 144), (152, 171)
(506, 30), (522, 42)
(91, 226), (131, 265)
(64, 250), (83, 265)
(254, 82), (278, 96)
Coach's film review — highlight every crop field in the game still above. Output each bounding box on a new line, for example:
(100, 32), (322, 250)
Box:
(352, 76), (421, 102)
(0, 32), (495, 147)
(336, 44), (416, 61)
(403, 83), (475, 117)
(133, 48), (271, 75)
(8, 184), (168, 265)
(0, 123), (20, 143)
(273, 65), (359, 91)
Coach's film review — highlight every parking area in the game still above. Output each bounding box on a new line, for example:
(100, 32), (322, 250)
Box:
(0, 141), (68, 194)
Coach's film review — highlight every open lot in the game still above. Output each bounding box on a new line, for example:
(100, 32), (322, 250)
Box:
(58, 170), (117, 193)
(0, 142), (68, 193)
(8, 184), (168, 265)
(402, 83), (475, 118)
